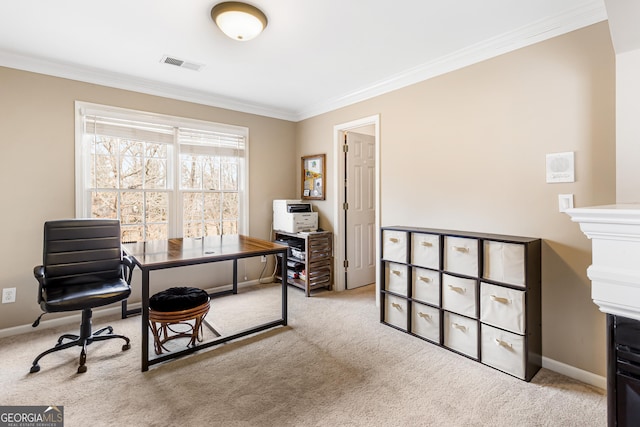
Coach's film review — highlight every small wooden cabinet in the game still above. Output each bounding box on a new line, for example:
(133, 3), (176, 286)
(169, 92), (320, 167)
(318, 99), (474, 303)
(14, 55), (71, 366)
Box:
(380, 226), (541, 381)
(274, 230), (333, 297)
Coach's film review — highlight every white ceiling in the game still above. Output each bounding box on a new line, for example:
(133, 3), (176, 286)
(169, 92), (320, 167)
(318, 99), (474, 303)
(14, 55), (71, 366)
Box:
(0, 1), (607, 121)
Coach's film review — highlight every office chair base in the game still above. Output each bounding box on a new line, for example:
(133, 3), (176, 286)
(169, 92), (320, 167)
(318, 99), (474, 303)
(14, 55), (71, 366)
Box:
(30, 310), (131, 374)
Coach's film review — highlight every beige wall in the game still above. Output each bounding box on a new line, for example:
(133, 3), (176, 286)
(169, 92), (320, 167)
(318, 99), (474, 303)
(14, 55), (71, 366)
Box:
(0, 67), (297, 329)
(296, 22), (615, 376)
(0, 21), (616, 378)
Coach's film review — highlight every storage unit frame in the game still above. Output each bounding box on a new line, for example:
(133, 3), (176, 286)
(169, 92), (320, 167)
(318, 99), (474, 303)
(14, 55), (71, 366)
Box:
(380, 226), (541, 381)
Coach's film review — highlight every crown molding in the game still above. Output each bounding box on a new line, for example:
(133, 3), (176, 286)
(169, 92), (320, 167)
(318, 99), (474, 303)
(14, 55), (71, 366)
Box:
(0, 48), (298, 121)
(0, 1), (607, 123)
(295, 1), (608, 121)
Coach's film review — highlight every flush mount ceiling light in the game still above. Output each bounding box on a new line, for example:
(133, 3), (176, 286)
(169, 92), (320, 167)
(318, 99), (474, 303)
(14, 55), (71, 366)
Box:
(211, 2), (268, 41)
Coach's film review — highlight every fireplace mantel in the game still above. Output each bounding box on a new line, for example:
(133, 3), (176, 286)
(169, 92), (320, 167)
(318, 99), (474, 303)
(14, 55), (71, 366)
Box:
(566, 204), (640, 321)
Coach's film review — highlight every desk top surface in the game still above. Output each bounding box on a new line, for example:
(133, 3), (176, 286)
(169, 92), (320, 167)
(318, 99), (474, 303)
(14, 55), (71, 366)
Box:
(122, 235), (286, 269)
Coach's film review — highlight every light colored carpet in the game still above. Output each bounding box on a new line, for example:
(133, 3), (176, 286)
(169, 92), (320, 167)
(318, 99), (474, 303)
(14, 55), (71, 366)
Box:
(0, 283), (606, 426)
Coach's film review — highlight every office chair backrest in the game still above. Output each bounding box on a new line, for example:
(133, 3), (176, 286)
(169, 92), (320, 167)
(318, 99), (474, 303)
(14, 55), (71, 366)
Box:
(43, 219), (123, 288)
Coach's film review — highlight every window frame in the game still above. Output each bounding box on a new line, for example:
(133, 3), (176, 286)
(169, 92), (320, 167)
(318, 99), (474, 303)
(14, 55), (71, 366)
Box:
(74, 101), (250, 239)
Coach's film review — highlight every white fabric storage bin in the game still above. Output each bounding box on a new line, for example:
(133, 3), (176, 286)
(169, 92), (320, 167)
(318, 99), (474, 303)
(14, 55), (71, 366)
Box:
(411, 233), (440, 269)
(384, 294), (408, 330)
(444, 236), (478, 276)
(385, 263), (408, 296)
(443, 312), (478, 359)
(481, 324), (526, 379)
(483, 241), (525, 287)
(412, 267), (440, 306)
(480, 282), (526, 334)
(442, 274), (477, 318)
(411, 302), (440, 343)
(382, 230), (407, 263)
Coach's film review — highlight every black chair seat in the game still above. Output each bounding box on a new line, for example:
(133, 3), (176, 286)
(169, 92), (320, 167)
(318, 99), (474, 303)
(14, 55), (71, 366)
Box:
(42, 278), (131, 312)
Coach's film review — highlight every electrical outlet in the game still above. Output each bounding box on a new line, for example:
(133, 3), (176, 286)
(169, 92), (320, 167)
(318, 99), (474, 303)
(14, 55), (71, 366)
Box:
(261, 255), (267, 263)
(2, 287), (16, 303)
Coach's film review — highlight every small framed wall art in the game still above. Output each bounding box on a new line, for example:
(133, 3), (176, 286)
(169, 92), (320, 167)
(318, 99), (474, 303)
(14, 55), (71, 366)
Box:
(301, 154), (325, 200)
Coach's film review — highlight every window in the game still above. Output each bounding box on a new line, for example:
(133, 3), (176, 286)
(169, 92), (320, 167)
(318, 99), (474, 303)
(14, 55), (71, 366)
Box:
(75, 102), (248, 242)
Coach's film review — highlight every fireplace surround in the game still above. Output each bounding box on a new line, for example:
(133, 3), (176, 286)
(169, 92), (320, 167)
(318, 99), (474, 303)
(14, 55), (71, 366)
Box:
(567, 204), (640, 426)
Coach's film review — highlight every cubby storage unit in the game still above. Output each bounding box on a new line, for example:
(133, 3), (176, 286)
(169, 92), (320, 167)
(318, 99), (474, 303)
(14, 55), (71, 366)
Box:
(380, 226), (541, 381)
(274, 230), (333, 297)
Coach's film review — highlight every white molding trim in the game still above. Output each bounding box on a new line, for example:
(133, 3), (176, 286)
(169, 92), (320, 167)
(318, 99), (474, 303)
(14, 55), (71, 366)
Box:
(0, 313), (605, 390)
(0, 1), (607, 122)
(0, 304), (131, 339)
(567, 204), (640, 319)
(542, 356), (606, 391)
(0, 278), (268, 339)
(332, 115), (381, 303)
(295, 1), (607, 120)
(0, 48), (298, 121)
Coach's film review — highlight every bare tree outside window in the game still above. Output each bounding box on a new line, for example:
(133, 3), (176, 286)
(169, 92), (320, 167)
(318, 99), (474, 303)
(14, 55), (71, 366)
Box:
(89, 135), (170, 242)
(78, 104), (246, 242)
(180, 154), (239, 238)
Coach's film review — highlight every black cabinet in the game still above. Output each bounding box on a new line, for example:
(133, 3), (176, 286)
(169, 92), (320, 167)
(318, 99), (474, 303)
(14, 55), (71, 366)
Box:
(380, 226), (541, 381)
(608, 314), (640, 426)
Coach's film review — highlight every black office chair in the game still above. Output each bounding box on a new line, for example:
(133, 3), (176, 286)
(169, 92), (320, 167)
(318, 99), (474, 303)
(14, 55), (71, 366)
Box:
(30, 219), (134, 374)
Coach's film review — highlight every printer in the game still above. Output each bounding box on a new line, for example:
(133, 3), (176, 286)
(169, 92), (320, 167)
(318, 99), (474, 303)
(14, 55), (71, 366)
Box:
(273, 199), (318, 233)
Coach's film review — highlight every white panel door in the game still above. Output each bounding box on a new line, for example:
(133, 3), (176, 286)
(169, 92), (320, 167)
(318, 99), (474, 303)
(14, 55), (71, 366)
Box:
(346, 131), (376, 288)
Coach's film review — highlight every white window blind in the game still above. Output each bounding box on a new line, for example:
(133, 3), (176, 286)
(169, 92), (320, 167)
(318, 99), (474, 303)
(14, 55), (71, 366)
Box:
(75, 102), (249, 242)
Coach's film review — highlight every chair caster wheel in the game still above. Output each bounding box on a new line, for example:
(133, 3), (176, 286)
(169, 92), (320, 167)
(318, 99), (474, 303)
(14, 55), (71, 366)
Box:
(30, 364), (41, 373)
(77, 365), (87, 374)
(122, 343), (131, 351)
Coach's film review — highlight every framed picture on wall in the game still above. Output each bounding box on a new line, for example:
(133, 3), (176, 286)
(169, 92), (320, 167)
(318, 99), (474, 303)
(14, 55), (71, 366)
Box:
(301, 154), (325, 200)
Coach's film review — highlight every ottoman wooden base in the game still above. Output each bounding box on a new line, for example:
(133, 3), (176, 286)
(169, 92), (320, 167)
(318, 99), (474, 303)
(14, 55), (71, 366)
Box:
(148, 288), (210, 355)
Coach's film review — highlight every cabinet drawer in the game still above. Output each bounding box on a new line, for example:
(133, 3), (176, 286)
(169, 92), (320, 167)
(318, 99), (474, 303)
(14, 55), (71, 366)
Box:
(411, 302), (440, 343)
(444, 312), (478, 359)
(412, 267), (440, 306)
(384, 294), (408, 330)
(442, 274), (477, 318)
(411, 233), (440, 269)
(483, 241), (525, 287)
(382, 230), (407, 263)
(480, 282), (525, 334)
(385, 263), (408, 296)
(481, 324), (526, 379)
(444, 236), (479, 276)
(307, 236), (332, 261)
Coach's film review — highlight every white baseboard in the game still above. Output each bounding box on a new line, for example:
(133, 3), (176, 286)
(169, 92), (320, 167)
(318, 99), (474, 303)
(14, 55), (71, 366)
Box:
(542, 356), (606, 390)
(0, 278), (270, 339)
(0, 277), (608, 392)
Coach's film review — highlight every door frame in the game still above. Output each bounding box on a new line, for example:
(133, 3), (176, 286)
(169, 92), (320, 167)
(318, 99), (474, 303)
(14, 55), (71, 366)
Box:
(332, 114), (381, 305)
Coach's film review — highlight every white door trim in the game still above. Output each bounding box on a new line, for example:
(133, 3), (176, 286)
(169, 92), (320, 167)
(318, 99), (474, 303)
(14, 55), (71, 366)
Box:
(333, 114), (381, 305)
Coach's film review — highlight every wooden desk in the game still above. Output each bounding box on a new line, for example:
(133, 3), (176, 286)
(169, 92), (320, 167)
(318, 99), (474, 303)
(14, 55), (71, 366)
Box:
(122, 235), (288, 372)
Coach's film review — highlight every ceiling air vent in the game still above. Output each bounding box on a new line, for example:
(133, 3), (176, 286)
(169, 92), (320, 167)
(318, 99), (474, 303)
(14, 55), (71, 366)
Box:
(160, 55), (204, 71)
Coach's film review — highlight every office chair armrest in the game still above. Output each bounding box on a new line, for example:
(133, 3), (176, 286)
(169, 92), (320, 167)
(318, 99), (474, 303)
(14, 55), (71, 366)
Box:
(122, 255), (135, 269)
(33, 265), (45, 285)
(121, 255), (136, 284)
(33, 265), (45, 303)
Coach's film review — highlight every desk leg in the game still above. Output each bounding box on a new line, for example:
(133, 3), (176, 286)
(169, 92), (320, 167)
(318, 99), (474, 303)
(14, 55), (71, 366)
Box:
(233, 259), (238, 294)
(282, 251), (288, 326)
(141, 269), (150, 372)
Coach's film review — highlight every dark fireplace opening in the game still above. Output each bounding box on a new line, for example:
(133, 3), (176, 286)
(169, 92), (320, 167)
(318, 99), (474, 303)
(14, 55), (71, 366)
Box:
(608, 315), (640, 426)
